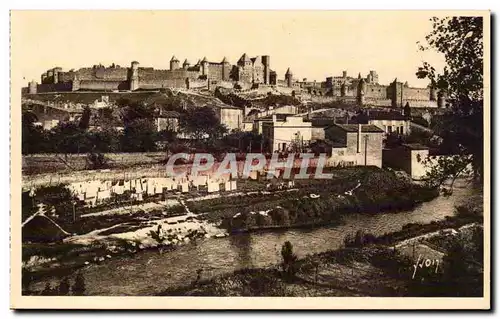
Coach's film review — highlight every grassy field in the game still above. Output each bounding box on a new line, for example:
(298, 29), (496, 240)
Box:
(22, 152), (168, 175)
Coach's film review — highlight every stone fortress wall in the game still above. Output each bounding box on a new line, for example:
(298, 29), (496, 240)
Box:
(30, 53), (277, 94)
(296, 70), (444, 108)
(26, 54), (444, 109)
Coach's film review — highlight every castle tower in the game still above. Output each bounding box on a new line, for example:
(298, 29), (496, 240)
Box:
(269, 71), (277, 85)
(183, 59), (190, 70)
(201, 57), (209, 76)
(238, 53), (252, 67)
(28, 80), (37, 94)
(326, 77), (333, 89)
(357, 78), (366, 105)
(285, 68), (293, 88)
(391, 78), (404, 108)
(341, 82), (347, 97)
(261, 55), (270, 85)
(343, 70), (347, 79)
(170, 56), (180, 71)
(221, 57), (230, 81)
(41, 73), (47, 84)
(369, 70), (378, 84)
(71, 74), (80, 91)
(47, 70), (54, 83)
(130, 61), (140, 91)
(53, 67), (62, 84)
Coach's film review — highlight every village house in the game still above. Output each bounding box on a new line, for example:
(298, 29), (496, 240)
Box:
(155, 110), (180, 132)
(382, 143), (431, 180)
(261, 114), (312, 153)
(216, 105), (243, 132)
(309, 117), (338, 142)
(242, 119), (254, 132)
(353, 110), (410, 136)
(325, 123), (385, 167)
(253, 113), (296, 134)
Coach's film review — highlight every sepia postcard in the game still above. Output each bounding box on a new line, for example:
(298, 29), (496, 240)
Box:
(10, 10), (490, 310)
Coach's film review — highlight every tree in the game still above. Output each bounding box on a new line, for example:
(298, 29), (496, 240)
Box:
(281, 241), (298, 279)
(22, 111), (50, 154)
(403, 102), (411, 117)
(89, 128), (122, 153)
(96, 106), (121, 129)
(416, 16), (484, 192)
(50, 122), (92, 155)
(58, 277), (70, 295)
(120, 100), (155, 126)
(121, 119), (157, 152)
(180, 106), (227, 140)
(78, 106), (91, 130)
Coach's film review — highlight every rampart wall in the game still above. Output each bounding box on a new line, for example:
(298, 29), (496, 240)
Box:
(78, 80), (127, 91)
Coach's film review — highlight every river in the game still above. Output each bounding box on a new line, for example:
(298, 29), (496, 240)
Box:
(30, 182), (474, 296)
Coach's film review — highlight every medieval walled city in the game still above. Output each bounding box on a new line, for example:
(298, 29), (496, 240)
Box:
(18, 13), (485, 302)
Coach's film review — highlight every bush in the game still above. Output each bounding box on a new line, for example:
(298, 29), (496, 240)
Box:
(72, 273), (86, 296)
(86, 152), (108, 170)
(343, 230), (377, 248)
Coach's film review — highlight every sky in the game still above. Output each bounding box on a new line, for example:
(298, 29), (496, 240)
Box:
(11, 11), (448, 87)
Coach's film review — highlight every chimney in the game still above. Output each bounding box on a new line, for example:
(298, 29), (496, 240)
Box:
(357, 124), (362, 153)
(272, 114), (277, 122)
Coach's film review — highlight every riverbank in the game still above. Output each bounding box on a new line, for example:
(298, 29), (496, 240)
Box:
(22, 183), (474, 296)
(160, 210), (483, 297)
(20, 167), (449, 295)
(189, 167), (439, 232)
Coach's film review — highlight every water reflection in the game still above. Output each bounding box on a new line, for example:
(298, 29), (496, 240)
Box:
(229, 233), (253, 269)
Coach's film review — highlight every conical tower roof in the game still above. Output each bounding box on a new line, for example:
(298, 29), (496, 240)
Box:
(285, 67), (293, 75)
(239, 53), (251, 63)
(201, 56), (208, 63)
(171, 55), (179, 62)
(183, 59), (190, 65)
(221, 56), (228, 63)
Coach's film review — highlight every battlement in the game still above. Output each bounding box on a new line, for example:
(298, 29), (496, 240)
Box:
(27, 56), (440, 109)
(33, 53), (276, 93)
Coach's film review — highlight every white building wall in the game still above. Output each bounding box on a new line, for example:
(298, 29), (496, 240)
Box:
(267, 116), (312, 152)
(220, 108), (243, 132)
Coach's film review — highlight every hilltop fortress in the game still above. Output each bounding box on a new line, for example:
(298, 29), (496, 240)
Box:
(29, 53), (276, 93)
(26, 53), (444, 108)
